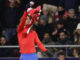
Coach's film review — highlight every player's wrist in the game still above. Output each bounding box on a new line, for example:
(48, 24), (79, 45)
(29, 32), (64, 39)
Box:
(45, 51), (53, 57)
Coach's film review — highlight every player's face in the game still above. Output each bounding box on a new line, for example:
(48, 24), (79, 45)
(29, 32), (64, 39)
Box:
(25, 16), (31, 26)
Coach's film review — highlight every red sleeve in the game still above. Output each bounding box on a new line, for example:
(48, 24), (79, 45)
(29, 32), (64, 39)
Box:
(35, 32), (47, 52)
(17, 11), (27, 32)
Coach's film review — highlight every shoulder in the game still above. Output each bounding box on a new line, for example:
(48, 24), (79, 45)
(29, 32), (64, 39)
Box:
(31, 31), (38, 37)
(32, 30), (37, 34)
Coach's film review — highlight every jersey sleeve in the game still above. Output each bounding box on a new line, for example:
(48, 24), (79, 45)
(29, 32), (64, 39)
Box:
(35, 32), (47, 52)
(17, 11), (27, 32)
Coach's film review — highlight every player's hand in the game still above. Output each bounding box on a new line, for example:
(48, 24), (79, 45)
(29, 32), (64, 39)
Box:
(45, 51), (53, 58)
(32, 14), (39, 21)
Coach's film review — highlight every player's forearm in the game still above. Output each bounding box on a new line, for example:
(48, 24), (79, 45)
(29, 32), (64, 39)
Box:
(39, 45), (47, 52)
(37, 43), (53, 57)
(17, 11), (27, 32)
(36, 41), (47, 52)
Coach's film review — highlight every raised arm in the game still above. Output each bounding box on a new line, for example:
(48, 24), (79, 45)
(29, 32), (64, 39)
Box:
(17, 11), (27, 32)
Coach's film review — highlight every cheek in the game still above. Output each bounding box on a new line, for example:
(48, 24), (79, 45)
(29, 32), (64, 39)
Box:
(25, 20), (28, 24)
(25, 20), (29, 25)
(28, 20), (31, 23)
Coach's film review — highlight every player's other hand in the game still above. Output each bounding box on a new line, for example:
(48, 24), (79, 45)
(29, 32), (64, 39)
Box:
(45, 51), (53, 57)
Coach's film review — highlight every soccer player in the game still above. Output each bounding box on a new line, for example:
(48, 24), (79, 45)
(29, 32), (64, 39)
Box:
(17, 6), (51, 60)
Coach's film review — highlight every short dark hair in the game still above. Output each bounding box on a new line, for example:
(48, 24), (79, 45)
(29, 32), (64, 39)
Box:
(58, 52), (65, 57)
(58, 4), (64, 8)
(1, 35), (5, 38)
(56, 21), (64, 25)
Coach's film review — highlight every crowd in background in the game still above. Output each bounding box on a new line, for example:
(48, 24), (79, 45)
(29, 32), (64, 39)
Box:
(0, 0), (80, 58)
